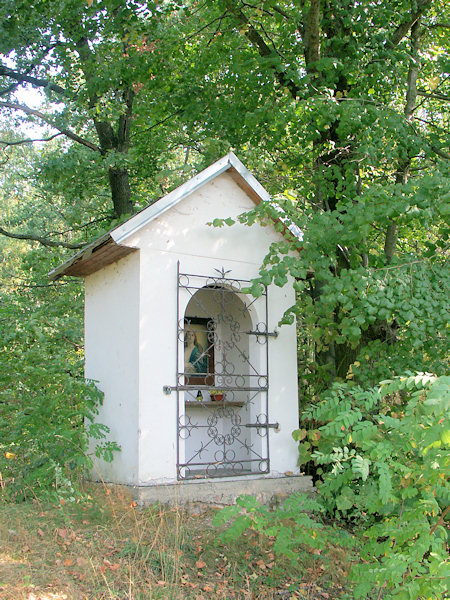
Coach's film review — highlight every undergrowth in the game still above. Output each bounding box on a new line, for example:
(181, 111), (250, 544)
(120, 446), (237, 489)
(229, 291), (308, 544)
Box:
(215, 374), (450, 600)
(0, 484), (352, 600)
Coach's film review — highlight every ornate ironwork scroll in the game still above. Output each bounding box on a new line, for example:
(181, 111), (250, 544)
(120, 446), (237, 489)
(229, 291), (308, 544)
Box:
(175, 264), (272, 480)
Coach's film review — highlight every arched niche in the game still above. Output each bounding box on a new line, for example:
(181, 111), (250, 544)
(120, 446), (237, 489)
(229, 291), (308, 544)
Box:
(184, 285), (254, 389)
(178, 284), (269, 479)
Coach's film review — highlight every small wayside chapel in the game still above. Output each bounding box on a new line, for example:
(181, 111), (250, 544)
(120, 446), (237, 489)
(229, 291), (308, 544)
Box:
(50, 153), (312, 504)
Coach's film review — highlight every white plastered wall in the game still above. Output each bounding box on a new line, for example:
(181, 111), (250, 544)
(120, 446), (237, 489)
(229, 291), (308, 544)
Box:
(117, 173), (299, 485)
(85, 252), (140, 485)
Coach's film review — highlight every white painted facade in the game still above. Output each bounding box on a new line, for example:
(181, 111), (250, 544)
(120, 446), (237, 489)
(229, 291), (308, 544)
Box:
(80, 158), (301, 489)
(85, 252), (140, 484)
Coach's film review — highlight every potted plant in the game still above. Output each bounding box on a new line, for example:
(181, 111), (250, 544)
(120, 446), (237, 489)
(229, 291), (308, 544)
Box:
(210, 390), (226, 402)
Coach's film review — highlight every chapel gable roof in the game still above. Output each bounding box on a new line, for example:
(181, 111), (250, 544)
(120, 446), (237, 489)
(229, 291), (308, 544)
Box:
(49, 152), (301, 281)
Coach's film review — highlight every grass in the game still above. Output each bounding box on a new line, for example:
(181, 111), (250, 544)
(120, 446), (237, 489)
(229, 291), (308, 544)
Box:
(0, 484), (352, 599)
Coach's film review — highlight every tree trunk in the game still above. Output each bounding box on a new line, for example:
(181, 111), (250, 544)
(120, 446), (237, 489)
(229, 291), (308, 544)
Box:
(75, 36), (135, 218)
(304, 0), (321, 71)
(108, 168), (133, 217)
(384, 21), (422, 265)
(384, 222), (399, 264)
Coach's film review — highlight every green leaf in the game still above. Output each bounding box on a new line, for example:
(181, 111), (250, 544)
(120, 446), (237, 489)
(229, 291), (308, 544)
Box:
(292, 428), (307, 441)
(352, 455), (370, 481)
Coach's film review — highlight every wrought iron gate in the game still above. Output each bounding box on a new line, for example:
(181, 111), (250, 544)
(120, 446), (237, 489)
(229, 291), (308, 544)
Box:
(168, 264), (278, 480)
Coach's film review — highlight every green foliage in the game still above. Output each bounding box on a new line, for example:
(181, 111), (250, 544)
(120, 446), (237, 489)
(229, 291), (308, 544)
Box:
(213, 493), (353, 561)
(198, 0), (450, 394)
(239, 176), (450, 389)
(303, 374), (450, 599)
(218, 375), (449, 599)
(0, 139), (119, 501)
(0, 245), (119, 502)
(0, 0), (448, 533)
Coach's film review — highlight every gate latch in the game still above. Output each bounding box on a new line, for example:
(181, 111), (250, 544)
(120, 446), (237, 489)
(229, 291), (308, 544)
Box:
(245, 422), (280, 432)
(245, 329), (278, 338)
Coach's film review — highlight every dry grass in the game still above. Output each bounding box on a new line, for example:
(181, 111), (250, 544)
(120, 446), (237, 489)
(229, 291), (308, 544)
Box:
(0, 485), (351, 600)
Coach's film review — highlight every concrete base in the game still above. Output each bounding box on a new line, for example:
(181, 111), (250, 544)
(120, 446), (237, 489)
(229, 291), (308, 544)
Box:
(134, 474), (313, 506)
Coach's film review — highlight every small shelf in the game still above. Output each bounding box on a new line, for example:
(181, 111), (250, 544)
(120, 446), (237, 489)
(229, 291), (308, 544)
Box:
(185, 400), (245, 407)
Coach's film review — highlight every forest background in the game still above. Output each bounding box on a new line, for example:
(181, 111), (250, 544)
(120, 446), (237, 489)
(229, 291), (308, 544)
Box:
(0, 1), (448, 599)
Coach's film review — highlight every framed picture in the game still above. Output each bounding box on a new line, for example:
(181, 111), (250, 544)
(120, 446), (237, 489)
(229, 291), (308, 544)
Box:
(184, 317), (214, 385)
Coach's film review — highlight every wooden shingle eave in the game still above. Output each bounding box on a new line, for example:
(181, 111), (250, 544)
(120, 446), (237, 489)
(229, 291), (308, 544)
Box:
(48, 234), (137, 281)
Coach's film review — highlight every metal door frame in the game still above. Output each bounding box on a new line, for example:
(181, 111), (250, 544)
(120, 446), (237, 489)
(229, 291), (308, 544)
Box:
(164, 263), (278, 480)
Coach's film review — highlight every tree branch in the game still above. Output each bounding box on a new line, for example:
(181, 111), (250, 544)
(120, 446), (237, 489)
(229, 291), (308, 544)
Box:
(223, 0), (298, 99)
(138, 109), (183, 135)
(258, 19), (285, 58)
(0, 64), (68, 96)
(0, 226), (85, 249)
(389, 0), (431, 47)
(47, 215), (111, 237)
(206, 11), (229, 46)
(270, 4), (290, 19)
(117, 87), (134, 152)
(0, 80), (22, 97)
(430, 145), (450, 161)
(183, 12), (229, 42)
(74, 36), (119, 155)
(429, 504), (450, 535)
(0, 43), (63, 96)
(413, 117), (447, 132)
(416, 89), (450, 102)
(427, 22), (450, 29)
(0, 133), (63, 147)
(0, 101), (100, 152)
(241, 1), (290, 19)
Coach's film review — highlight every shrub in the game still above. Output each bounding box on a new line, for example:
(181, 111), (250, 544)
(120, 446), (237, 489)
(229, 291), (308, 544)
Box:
(0, 277), (119, 502)
(299, 374), (449, 599)
(0, 371), (119, 502)
(216, 374), (449, 600)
